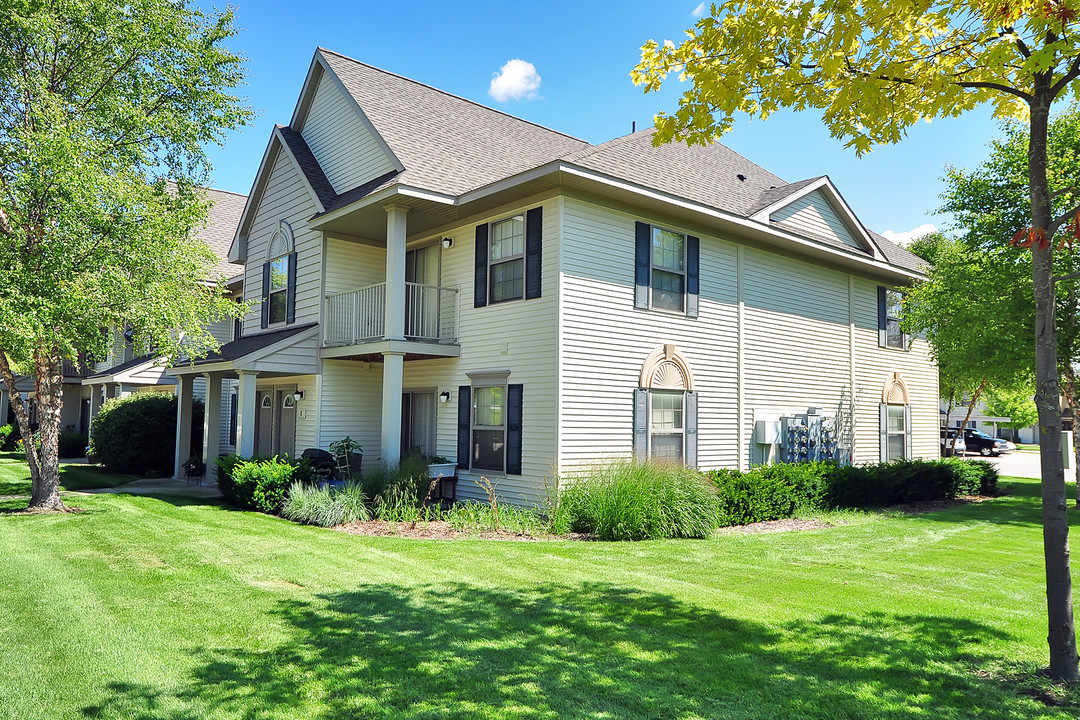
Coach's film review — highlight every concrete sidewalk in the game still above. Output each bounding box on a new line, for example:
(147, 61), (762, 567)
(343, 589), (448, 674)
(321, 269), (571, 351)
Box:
(76, 476), (222, 499)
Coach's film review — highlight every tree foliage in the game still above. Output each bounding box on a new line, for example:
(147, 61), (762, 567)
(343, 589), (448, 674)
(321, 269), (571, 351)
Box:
(634, 0), (1080, 681)
(0, 0), (251, 510)
(983, 383), (1041, 431)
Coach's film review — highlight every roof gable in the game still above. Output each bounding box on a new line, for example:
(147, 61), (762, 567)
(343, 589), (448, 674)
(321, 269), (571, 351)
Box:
(750, 177), (881, 260)
(291, 54), (402, 194)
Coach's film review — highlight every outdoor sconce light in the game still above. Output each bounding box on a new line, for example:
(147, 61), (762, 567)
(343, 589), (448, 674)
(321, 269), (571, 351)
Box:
(439, 391), (451, 403)
(441, 237), (453, 249)
(293, 390), (305, 402)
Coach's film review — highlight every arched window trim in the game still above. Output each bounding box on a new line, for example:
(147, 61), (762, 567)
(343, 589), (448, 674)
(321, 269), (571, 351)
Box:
(881, 372), (910, 405)
(268, 220), (294, 260)
(638, 343), (696, 392)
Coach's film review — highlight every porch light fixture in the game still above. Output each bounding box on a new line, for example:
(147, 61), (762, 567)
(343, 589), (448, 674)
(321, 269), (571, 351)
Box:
(441, 237), (453, 249)
(293, 390), (305, 402)
(439, 391), (451, 403)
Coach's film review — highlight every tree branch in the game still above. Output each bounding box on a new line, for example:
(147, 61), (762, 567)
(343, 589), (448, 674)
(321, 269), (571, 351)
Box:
(955, 80), (1033, 100)
(1048, 203), (1080, 236)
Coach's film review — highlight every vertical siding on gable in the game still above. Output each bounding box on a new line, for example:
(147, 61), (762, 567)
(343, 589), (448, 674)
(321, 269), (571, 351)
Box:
(771, 190), (860, 248)
(241, 147), (322, 336)
(301, 72), (397, 195)
(558, 197), (740, 472)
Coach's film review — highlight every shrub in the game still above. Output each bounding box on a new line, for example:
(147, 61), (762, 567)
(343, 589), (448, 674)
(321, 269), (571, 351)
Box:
(282, 481), (371, 527)
(89, 394), (203, 476)
(962, 459), (1000, 495)
(0, 423), (12, 449)
(229, 457), (296, 514)
(58, 432), (88, 458)
(551, 460), (718, 540)
(708, 469), (796, 526)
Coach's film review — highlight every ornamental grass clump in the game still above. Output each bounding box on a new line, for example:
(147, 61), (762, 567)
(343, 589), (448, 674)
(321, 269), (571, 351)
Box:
(282, 481), (370, 527)
(551, 460), (719, 540)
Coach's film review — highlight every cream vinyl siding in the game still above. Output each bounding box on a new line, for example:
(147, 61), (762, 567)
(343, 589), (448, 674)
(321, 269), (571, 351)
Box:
(851, 277), (939, 463)
(771, 190), (860, 249)
(324, 238), (385, 294)
(559, 197), (740, 471)
(241, 146), (322, 336)
(300, 71), (397, 195)
(740, 246), (853, 464)
(207, 318), (233, 345)
(248, 332), (320, 375)
(318, 360), (383, 464)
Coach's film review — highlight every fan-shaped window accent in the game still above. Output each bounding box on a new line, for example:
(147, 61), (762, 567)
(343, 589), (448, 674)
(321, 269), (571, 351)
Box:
(268, 220), (294, 259)
(260, 394), (273, 409)
(639, 344), (695, 391)
(881, 372), (909, 405)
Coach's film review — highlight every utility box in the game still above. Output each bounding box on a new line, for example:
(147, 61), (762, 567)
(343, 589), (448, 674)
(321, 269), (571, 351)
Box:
(753, 420), (782, 445)
(1064, 431), (1073, 470)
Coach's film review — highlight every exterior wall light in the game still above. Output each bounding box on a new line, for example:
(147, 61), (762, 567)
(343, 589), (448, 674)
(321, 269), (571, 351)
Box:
(441, 237), (453, 249)
(439, 391), (451, 403)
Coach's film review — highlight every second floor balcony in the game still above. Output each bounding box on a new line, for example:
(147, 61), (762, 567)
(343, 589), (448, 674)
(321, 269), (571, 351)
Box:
(324, 282), (459, 351)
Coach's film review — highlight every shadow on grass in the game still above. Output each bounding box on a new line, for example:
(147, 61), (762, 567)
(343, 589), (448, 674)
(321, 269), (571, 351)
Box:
(83, 582), (1057, 720)
(900, 479), (1080, 530)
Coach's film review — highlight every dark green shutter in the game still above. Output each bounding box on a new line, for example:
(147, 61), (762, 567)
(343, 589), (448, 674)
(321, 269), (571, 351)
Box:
(635, 222), (650, 309)
(633, 389), (648, 459)
(260, 262), (270, 329)
(686, 235), (700, 318)
(286, 251), (298, 324)
(457, 385), (471, 468)
(525, 207), (543, 300)
(506, 384), (523, 474)
(474, 224), (488, 308)
(685, 391), (698, 467)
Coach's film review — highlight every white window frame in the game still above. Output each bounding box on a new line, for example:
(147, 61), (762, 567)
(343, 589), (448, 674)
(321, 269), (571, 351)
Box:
(650, 225), (687, 313)
(471, 382), (507, 472)
(648, 389), (685, 461)
(488, 215), (525, 304)
(885, 404), (906, 461)
(267, 254), (289, 325)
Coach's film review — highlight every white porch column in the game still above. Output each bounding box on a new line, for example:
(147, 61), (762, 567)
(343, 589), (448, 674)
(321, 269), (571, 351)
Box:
(236, 371), (258, 458)
(202, 372), (223, 467)
(384, 204), (409, 341)
(173, 375), (194, 479)
(380, 351), (405, 465)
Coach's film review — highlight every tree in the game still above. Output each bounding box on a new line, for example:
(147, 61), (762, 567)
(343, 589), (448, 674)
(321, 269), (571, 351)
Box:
(983, 383), (1041, 435)
(902, 233), (1033, 449)
(0, 1), (252, 512)
(633, 1), (1080, 681)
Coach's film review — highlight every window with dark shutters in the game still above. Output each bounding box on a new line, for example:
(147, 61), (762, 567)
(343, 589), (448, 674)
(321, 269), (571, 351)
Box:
(634, 221), (699, 317)
(475, 207), (542, 307)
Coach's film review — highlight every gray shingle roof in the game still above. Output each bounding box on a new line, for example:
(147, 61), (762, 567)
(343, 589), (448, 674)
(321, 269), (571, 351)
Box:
(562, 128), (786, 217)
(746, 177), (825, 216)
(200, 187), (247, 281)
(318, 48), (589, 198)
(277, 125), (337, 209)
(869, 231), (929, 274)
(190, 323), (317, 366)
(85, 354), (158, 380)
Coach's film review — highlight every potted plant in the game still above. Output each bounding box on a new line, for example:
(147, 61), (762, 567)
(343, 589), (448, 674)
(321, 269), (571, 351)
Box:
(427, 455), (457, 478)
(328, 436), (363, 477)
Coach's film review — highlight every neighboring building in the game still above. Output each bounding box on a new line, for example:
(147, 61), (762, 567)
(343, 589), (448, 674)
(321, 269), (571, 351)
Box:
(169, 48), (938, 503)
(81, 187), (247, 457)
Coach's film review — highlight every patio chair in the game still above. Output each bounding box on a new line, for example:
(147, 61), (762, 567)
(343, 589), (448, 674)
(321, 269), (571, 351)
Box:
(182, 459), (206, 486)
(300, 448), (336, 482)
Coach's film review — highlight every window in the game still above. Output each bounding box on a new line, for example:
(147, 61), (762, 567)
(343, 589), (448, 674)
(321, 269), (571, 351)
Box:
(489, 215), (524, 303)
(651, 227), (686, 312)
(886, 404), (906, 461)
(649, 390), (684, 461)
(880, 287), (906, 349)
(472, 385), (505, 471)
(268, 254), (289, 324)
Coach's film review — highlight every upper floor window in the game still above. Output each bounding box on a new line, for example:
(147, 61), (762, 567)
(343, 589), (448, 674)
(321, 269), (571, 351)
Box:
(261, 220), (296, 329)
(878, 287), (907, 349)
(474, 207), (543, 309)
(634, 222), (700, 317)
(651, 227), (685, 312)
(268, 254), (290, 324)
(490, 215), (525, 303)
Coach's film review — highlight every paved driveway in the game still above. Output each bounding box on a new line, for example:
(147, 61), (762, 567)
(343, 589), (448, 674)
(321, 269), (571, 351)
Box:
(984, 450), (1042, 479)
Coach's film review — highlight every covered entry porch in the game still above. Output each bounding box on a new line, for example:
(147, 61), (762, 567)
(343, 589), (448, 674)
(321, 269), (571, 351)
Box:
(166, 324), (319, 479)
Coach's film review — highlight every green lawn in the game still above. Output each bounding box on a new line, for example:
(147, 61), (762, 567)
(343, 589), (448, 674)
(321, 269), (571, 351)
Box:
(0, 475), (1077, 719)
(0, 452), (136, 495)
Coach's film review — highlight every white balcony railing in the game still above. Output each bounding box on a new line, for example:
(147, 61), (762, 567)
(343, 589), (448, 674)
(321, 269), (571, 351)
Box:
(324, 282), (458, 347)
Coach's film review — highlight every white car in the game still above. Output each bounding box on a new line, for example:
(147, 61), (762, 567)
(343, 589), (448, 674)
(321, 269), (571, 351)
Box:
(940, 429), (967, 456)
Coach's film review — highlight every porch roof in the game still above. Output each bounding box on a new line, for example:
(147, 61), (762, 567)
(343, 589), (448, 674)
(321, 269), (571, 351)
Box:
(167, 324), (319, 377)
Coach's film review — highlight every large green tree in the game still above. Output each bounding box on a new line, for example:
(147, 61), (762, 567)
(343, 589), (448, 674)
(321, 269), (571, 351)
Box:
(0, 1), (251, 512)
(633, 1), (1080, 680)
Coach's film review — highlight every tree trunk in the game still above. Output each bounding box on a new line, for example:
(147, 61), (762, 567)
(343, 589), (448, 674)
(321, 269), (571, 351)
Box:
(0, 351), (43, 487)
(29, 349), (64, 511)
(952, 379), (986, 454)
(1029, 95), (1078, 682)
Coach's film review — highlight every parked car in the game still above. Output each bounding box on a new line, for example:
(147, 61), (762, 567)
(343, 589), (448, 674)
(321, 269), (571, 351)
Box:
(962, 428), (1014, 456)
(940, 429), (967, 457)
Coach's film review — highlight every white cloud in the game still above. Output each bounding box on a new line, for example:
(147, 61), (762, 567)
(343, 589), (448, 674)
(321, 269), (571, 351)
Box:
(692, 2), (706, 17)
(881, 223), (938, 246)
(489, 59), (541, 102)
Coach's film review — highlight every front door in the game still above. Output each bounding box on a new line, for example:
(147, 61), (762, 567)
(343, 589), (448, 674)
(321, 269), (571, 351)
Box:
(256, 391), (273, 456)
(276, 390), (297, 457)
(254, 387), (297, 457)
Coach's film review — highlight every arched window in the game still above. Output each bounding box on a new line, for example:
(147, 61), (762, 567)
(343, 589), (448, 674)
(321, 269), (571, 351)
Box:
(880, 372), (911, 462)
(634, 345), (698, 466)
(263, 220), (295, 326)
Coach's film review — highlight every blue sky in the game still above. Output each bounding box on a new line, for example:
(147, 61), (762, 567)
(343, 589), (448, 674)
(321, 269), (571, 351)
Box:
(201, 0), (1005, 243)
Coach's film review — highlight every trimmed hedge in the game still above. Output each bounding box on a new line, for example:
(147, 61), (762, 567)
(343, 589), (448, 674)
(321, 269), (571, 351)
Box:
(58, 432), (88, 458)
(89, 394), (203, 476)
(705, 457), (1001, 528)
(216, 454), (314, 514)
